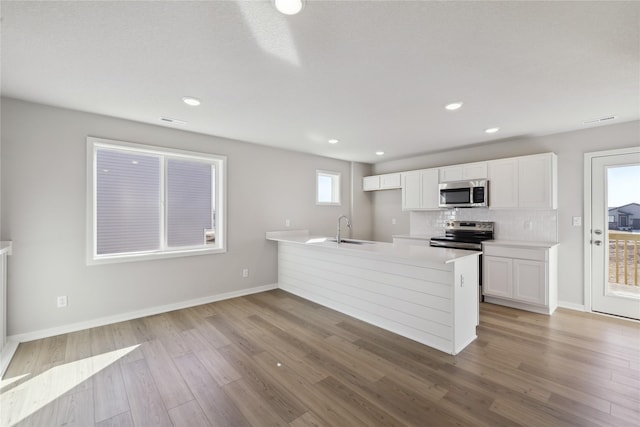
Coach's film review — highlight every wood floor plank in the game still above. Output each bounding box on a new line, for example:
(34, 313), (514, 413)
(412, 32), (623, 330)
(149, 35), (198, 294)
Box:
(250, 351), (371, 427)
(217, 344), (308, 423)
(3, 339), (43, 380)
(314, 375), (406, 427)
(223, 378), (290, 427)
(206, 314), (265, 357)
(120, 358), (172, 426)
(95, 411), (134, 427)
(138, 339), (194, 410)
(108, 321), (145, 365)
(55, 387), (94, 427)
(13, 398), (58, 427)
(288, 411), (326, 427)
(193, 346), (242, 386)
(173, 351), (251, 427)
(167, 400), (213, 427)
(92, 363), (129, 423)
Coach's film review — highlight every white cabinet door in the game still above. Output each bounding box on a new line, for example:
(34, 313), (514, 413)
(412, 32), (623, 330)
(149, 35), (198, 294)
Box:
(483, 256), (513, 298)
(488, 158), (518, 208)
(518, 154), (556, 209)
(439, 166), (464, 183)
(380, 173), (401, 189)
(402, 172), (421, 210)
(420, 168), (440, 209)
(439, 162), (487, 182)
(462, 162), (488, 180)
(363, 176), (380, 191)
(513, 259), (547, 305)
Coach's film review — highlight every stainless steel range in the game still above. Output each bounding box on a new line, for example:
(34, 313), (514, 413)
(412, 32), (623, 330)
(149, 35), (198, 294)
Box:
(429, 221), (494, 251)
(430, 221), (494, 301)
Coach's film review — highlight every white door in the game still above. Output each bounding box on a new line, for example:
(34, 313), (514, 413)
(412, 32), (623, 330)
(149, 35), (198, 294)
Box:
(589, 149), (640, 320)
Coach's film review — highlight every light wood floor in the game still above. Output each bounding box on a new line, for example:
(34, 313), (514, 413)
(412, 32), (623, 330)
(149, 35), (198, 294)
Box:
(2, 290), (639, 427)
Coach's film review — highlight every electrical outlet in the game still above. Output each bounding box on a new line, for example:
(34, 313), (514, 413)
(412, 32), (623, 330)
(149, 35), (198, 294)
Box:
(391, 218), (397, 225)
(524, 220), (533, 230)
(285, 219), (291, 227)
(572, 216), (582, 227)
(57, 296), (68, 308)
(242, 268), (249, 278)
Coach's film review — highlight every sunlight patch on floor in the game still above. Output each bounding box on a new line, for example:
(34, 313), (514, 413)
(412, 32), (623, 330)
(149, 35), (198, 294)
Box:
(0, 345), (139, 426)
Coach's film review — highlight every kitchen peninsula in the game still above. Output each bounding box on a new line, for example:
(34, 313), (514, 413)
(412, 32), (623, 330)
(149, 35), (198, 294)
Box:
(266, 230), (481, 355)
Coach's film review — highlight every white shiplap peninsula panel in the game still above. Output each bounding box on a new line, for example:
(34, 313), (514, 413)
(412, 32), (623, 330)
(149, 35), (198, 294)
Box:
(276, 241), (478, 355)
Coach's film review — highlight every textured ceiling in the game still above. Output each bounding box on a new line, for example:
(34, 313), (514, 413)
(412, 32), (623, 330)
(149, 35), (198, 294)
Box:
(1, 1), (639, 163)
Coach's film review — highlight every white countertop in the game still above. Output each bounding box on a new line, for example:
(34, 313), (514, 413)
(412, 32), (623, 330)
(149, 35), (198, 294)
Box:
(0, 241), (12, 256)
(392, 234), (432, 241)
(266, 230), (480, 265)
(482, 240), (559, 249)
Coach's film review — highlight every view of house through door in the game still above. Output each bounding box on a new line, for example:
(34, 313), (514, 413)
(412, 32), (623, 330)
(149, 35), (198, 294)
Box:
(588, 149), (640, 320)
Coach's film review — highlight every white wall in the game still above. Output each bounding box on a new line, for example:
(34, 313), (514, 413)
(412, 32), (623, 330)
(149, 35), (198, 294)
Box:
(372, 120), (640, 308)
(0, 98), (366, 338)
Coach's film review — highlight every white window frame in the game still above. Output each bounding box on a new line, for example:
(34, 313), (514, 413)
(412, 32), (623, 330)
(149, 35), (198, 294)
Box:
(86, 136), (227, 265)
(316, 170), (341, 206)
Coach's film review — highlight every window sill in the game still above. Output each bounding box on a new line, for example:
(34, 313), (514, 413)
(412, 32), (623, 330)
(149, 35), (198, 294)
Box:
(87, 246), (226, 266)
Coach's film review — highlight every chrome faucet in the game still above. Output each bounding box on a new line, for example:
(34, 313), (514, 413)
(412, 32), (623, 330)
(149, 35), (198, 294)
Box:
(336, 215), (351, 243)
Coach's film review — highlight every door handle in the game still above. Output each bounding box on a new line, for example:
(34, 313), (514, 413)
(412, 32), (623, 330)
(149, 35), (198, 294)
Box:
(594, 229), (602, 235)
(593, 240), (602, 246)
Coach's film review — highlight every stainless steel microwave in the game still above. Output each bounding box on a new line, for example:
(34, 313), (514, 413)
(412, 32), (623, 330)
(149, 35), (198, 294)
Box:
(438, 180), (488, 208)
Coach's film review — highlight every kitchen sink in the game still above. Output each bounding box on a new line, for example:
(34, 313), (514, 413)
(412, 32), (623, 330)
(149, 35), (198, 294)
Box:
(327, 238), (373, 245)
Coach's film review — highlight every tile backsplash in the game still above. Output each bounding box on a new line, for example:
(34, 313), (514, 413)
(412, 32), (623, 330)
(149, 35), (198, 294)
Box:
(410, 208), (558, 242)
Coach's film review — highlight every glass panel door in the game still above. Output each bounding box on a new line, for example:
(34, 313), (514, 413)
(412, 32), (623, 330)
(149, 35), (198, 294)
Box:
(590, 152), (640, 319)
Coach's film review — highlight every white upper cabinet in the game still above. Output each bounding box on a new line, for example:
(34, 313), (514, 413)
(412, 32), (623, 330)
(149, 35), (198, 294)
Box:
(363, 175), (380, 191)
(488, 158), (519, 208)
(402, 171), (421, 210)
(363, 173), (401, 191)
(439, 162), (488, 183)
(488, 153), (557, 209)
(518, 154), (556, 208)
(380, 173), (401, 189)
(402, 168), (440, 210)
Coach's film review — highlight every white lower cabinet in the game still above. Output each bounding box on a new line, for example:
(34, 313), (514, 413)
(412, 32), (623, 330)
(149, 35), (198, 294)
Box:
(484, 256), (513, 299)
(483, 242), (558, 314)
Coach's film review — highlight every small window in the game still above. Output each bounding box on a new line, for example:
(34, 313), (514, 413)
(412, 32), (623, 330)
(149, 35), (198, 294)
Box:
(87, 137), (226, 264)
(608, 215), (615, 222)
(316, 170), (341, 205)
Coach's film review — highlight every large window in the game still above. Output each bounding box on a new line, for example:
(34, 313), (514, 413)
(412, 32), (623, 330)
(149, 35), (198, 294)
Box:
(87, 137), (226, 264)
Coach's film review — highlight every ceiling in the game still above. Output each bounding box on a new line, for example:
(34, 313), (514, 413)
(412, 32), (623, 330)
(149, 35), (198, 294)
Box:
(1, 1), (639, 164)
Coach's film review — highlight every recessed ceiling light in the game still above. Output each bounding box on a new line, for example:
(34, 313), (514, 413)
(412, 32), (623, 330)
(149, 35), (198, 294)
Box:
(131, 160), (139, 165)
(182, 97), (201, 107)
(160, 117), (187, 125)
(274, 0), (303, 15)
(485, 127), (500, 134)
(583, 115), (617, 124)
(376, 151), (385, 156)
(445, 102), (463, 111)
(328, 139), (339, 144)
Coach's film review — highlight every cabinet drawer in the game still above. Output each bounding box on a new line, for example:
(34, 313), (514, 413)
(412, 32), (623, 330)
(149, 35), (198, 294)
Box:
(483, 245), (547, 261)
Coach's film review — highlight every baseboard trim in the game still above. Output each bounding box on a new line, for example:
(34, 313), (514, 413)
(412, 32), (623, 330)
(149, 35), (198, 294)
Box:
(557, 301), (585, 312)
(0, 340), (20, 379)
(8, 284), (278, 343)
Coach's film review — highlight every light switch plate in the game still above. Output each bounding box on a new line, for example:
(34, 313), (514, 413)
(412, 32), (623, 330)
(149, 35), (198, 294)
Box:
(572, 216), (582, 226)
